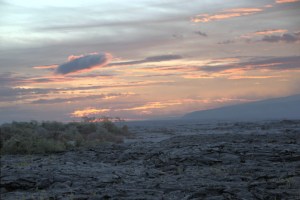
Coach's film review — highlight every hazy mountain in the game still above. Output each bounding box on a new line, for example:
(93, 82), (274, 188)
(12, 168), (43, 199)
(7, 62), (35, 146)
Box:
(183, 94), (300, 120)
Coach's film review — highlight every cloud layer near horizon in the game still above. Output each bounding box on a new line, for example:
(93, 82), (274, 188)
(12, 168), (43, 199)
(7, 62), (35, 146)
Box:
(55, 53), (112, 75)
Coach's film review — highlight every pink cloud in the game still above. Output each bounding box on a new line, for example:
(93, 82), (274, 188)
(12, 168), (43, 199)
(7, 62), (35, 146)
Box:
(254, 29), (288, 35)
(276, 0), (299, 3)
(192, 8), (263, 23)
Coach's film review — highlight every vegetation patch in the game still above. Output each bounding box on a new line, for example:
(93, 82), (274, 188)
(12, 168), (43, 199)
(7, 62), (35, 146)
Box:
(0, 119), (132, 155)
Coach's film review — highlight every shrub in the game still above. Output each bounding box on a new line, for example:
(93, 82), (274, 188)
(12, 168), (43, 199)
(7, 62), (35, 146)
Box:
(1, 135), (66, 154)
(77, 122), (97, 135)
(101, 120), (121, 134)
(0, 119), (131, 154)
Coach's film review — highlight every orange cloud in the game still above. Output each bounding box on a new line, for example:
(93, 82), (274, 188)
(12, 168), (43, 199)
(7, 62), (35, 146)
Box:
(118, 98), (256, 115)
(276, 0), (299, 3)
(33, 65), (58, 69)
(182, 74), (215, 79)
(241, 29), (288, 39)
(119, 101), (182, 111)
(68, 54), (85, 61)
(192, 8), (263, 23)
(228, 75), (282, 80)
(264, 4), (273, 8)
(71, 107), (110, 117)
(254, 29), (288, 35)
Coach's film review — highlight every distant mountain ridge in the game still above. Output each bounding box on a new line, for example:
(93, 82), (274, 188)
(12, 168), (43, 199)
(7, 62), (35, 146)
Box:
(183, 94), (300, 120)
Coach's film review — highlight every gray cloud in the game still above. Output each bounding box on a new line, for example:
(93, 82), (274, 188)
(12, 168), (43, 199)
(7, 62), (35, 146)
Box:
(0, 80), (173, 103)
(0, 72), (29, 86)
(172, 34), (184, 39)
(30, 93), (135, 104)
(145, 55), (182, 62)
(194, 31), (207, 37)
(218, 40), (235, 45)
(261, 33), (300, 43)
(0, 87), (54, 102)
(0, 73), (15, 86)
(199, 56), (300, 73)
(111, 54), (182, 66)
(55, 53), (111, 75)
(69, 73), (114, 78)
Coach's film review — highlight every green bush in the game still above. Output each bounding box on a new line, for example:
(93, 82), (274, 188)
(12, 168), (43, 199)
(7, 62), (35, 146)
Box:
(1, 135), (66, 154)
(0, 119), (131, 155)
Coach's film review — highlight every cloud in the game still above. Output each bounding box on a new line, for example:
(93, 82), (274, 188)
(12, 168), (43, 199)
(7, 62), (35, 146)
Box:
(68, 73), (114, 78)
(33, 65), (58, 70)
(191, 8), (263, 23)
(254, 29), (287, 35)
(276, 0), (299, 3)
(71, 108), (110, 118)
(228, 75), (282, 80)
(55, 53), (112, 75)
(145, 55), (182, 62)
(111, 54), (182, 66)
(59, 80), (174, 91)
(0, 87), (54, 102)
(172, 34), (184, 39)
(199, 56), (300, 73)
(182, 74), (215, 79)
(0, 73), (20, 86)
(0, 79), (173, 105)
(194, 31), (207, 37)
(0, 72), (80, 86)
(30, 93), (135, 104)
(117, 101), (182, 111)
(261, 33), (300, 43)
(131, 65), (197, 74)
(218, 40), (235, 45)
(0, 80), (173, 104)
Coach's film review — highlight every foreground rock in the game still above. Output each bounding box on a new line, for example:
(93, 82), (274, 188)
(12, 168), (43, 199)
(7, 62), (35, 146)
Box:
(1, 120), (300, 199)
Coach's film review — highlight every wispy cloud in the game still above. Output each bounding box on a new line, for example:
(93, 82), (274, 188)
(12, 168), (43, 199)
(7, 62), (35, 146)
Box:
(0, 73), (23, 87)
(240, 30), (300, 44)
(276, 0), (299, 3)
(33, 65), (58, 70)
(0, 87), (54, 102)
(218, 40), (235, 45)
(194, 31), (207, 37)
(118, 101), (182, 111)
(254, 29), (288, 35)
(110, 55), (182, 66)
(55, 53), (112, 75)
(0, 80), (173, 105)
(261, 33), (300, 43)
(182, 74), (216, 79)
(228, 75), (282, 80)
(30, 93), (135, 104)
(240, 29), (288, 39)
(199, 56), (300, 73)
(192, 8), (263, 23)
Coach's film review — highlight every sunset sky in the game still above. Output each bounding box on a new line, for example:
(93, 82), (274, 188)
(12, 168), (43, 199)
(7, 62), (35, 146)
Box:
(0, 0), (300, 122)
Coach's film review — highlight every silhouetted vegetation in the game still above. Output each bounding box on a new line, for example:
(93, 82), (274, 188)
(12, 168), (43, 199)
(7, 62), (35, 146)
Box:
(0, 119), (132, 155)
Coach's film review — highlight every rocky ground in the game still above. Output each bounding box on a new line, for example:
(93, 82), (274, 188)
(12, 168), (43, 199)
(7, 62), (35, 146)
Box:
(1, 120), (300, 200)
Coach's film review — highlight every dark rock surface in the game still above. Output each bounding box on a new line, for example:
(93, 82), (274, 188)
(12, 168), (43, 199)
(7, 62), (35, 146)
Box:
(1, 120), (300, 199)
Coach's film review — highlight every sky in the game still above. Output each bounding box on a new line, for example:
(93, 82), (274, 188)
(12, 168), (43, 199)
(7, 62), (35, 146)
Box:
(0, 0), (300, 122)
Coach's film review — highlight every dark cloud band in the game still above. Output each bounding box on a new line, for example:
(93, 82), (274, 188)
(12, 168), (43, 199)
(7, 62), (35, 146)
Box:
(111, 54), (182, 66)
(262, 33), (300, 43)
